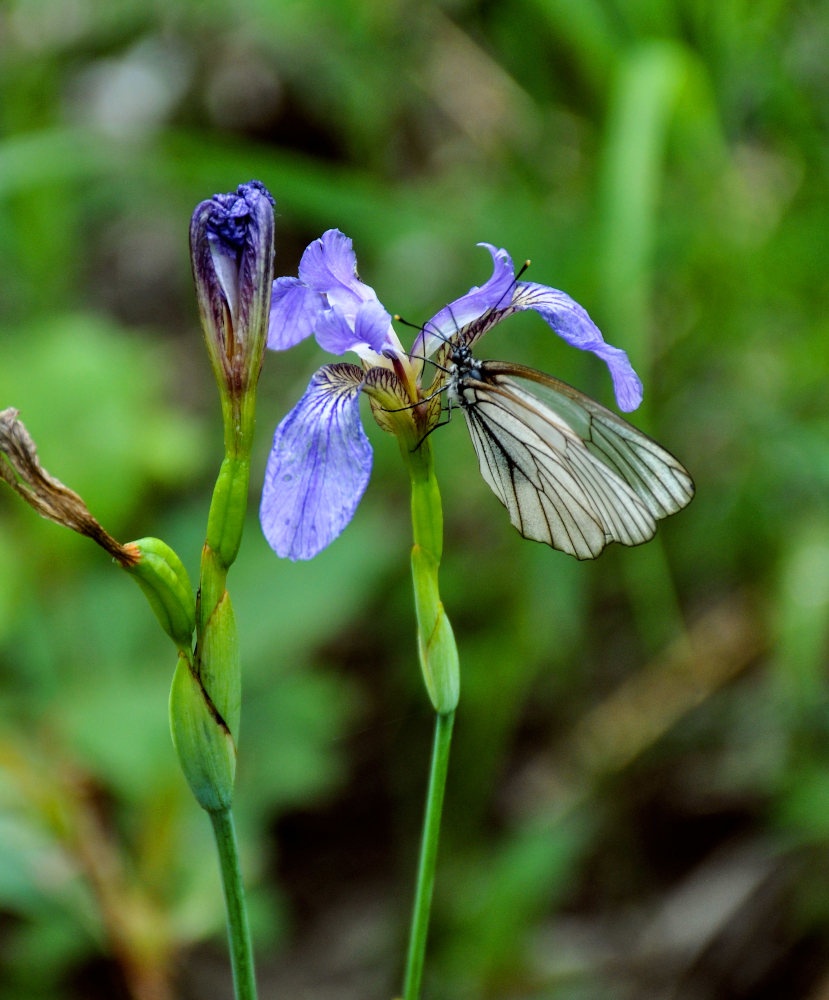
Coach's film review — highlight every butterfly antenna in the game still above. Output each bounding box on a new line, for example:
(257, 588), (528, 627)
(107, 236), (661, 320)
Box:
(395, 314), (453, 372)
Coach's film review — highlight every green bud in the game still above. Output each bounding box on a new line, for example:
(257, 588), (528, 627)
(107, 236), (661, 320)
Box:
(411, 544), (460, 713)
(205, 455), (251, 572)
(123, 537), (196, 651)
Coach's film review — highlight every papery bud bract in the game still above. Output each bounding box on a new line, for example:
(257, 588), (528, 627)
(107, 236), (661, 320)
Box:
(0, 408), (134, 563)
(190, 181), (276, 412)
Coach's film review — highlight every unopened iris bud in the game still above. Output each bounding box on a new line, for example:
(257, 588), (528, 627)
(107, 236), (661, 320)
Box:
(190, 181), (276, 427)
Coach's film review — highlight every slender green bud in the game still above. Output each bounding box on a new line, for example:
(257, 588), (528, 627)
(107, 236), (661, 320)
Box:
(170, 589), (240, 811)
(205, 455), (251, 573)
(411, 544), (460, 713)
(122, 537), (196, 651)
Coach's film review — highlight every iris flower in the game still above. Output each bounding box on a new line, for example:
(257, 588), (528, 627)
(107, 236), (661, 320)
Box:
(260, 229), (642, 561)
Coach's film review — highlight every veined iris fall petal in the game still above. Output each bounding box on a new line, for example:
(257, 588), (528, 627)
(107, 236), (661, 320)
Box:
(260, 363), (372, 561)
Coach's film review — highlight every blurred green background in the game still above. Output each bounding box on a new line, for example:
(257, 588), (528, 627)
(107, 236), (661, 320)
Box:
(2, 0), (829, 997)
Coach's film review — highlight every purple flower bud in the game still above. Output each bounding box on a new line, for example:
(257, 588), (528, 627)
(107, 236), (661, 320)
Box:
(190, 181), (276, 405)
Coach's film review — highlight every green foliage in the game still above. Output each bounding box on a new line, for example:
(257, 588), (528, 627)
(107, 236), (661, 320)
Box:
(2, 0), (829, 997)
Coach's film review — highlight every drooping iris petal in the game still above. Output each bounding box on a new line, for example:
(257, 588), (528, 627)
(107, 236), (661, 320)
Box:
(512, 282), (644, 412)
(260, 363), (372, 561)
(414, 243), (516, 358)
(268, 277), (325, 350)
(313, 307), (355, 355)
(315, 297), (394, 356)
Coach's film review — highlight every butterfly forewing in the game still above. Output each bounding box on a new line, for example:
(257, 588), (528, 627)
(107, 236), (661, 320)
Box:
(455, 360), (694, 559)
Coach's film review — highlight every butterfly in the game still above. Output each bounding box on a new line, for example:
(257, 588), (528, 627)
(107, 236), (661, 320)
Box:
(443, 342), (694, 559)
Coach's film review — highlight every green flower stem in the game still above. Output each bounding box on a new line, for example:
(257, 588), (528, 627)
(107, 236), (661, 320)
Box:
(182, 183), (272, 1000)
(203, 387), (257, 590)
(405, 437), (443, 561)
(402, 708), (455, 1000)
(399, 436), (459, 999)
(170, 384), (260, 998)
(210, 808), (258, 1000)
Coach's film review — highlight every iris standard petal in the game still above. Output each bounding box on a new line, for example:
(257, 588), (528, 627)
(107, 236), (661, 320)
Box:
(512, 282), (644, 411)
(260, 363), (372, 560)
(298, 229), (378, 317)
(268, 277), (325, 350)
(414, 243), (516, 358)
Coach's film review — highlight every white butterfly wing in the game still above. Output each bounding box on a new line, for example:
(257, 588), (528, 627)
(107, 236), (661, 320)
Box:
(457, 362), (694, 559)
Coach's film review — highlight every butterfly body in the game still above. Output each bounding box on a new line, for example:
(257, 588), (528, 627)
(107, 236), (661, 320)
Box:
(445, 346), (694, 559)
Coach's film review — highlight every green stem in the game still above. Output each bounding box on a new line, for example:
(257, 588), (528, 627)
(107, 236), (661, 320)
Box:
(209, 807), (258, 1000)
(402, 709), (455, 1000)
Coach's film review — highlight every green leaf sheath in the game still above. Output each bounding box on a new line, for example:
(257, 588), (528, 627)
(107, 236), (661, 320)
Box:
(411, 545), (459, 714)
(169, 648), (237, 812)
(169, 425), (251, 812)
(401, 437), (460, 713)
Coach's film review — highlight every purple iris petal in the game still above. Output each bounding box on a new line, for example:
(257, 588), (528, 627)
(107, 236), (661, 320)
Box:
(260, 363), (372, 561)
(512, 282), (644, 411)
(299, 229), (378, 317)
(268, 229), (397, 358)
(316, 298), (393, 356)
(414, 243), (516, 358)
(268, 277), (325, 350)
